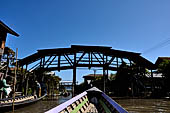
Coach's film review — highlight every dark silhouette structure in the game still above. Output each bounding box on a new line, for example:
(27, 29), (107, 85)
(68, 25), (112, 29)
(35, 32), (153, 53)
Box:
(0, 20), (19, 99)
(18, 45), (155, 96)
(0, 20), (19, 59)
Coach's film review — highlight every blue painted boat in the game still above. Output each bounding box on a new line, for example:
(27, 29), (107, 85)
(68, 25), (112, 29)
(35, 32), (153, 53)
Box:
(46, 87), (128, 113)
(0, 94), (47, 112)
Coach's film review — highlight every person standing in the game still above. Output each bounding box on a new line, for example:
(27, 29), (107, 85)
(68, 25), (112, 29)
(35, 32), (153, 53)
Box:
(35, 81), (41, 98)
(0, 73), (11, 98)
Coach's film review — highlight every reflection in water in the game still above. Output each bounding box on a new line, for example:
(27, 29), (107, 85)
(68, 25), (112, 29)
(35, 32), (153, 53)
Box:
(115, 99), (170, 113)
(5, 94), (72, 113)
(4, 96), (170, 113)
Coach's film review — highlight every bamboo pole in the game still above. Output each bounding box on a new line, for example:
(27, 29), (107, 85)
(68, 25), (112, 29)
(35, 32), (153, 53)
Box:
(12, 48), (18, 113)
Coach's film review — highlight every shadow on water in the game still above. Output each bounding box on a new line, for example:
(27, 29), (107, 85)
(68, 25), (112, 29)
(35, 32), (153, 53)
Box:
(115, 99), (170, 113)
(4, 94), (72, 113)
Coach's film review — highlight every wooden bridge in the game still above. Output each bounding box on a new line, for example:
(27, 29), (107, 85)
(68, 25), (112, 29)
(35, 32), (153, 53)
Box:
(18, 45), (155, 96)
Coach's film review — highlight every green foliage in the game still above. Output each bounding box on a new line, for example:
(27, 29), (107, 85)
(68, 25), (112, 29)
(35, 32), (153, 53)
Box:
(44, 74), (61, 85)
(110, 73), (116, 81)
(28, 88), (32, 95)
(95, 76), (103, 81)
(157, 59), (170, 93)
(158, 59), (170, 77)
(43, 72), (61, 95)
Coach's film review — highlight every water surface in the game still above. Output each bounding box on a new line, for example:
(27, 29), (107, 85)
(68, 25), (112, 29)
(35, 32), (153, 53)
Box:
(115, 99), (170, 113)
(5, 94), (72, 113)
(4, 96), (170, 113)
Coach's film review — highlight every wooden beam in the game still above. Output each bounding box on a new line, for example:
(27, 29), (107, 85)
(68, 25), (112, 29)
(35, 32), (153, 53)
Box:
(98, 52), (104, 61)
(43, 56), (45, 68)
(76, 52), (86, 64)
(88, 52), (91, 69)
(41, 66), (73, 71)
(103, 68), (105, 93)
(116, 57), (119, 69)
(29, 62), (40, 71)
(58, 55), (60, 72)
(46, 56), (57, 68)
(44, 56), (52, 66)
(63, 54), (73, 66)
(65, 54), (74, 64)
(40, 57), (42, 68)
(92, 53), (102, 64)
(73, 52), (77, 97)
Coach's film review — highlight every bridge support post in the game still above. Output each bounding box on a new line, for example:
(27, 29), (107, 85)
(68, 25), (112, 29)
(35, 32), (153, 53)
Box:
(72, 67), (76, 97)
(103, 68), (106, 93)
(151, 69), (154, 92)
(103, 67), (109, 93)
(24, 64), (28, 95)
(72, 52), (77, 97)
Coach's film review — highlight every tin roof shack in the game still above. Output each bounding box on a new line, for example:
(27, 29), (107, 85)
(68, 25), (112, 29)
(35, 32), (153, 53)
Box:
(155, 57), (170, 66)
(142, 72), (164, 98)
(0, 20), (19, 59)
(0, 21), (19, 80)
(83, 74), (105, 91)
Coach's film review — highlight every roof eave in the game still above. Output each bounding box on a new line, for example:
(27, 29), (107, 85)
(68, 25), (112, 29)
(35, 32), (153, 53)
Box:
(0, 20), (19, 37)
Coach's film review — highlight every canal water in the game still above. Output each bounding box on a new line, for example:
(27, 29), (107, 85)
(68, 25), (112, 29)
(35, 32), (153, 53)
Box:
(5, 94), (72, 113)
(115, 98), (170, 113)
(5, 97), (170, 113)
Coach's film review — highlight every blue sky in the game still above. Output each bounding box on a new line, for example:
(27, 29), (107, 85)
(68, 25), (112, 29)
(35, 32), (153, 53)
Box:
(1, 0), (170, 83)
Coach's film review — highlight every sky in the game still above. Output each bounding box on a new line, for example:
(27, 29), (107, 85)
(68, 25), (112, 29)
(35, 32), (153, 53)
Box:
(1, 0), (170, 83)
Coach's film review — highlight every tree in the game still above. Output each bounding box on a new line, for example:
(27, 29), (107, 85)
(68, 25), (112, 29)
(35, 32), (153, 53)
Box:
(158, 59), (170, 94)
(43, 72), (61, 96)
(114, 62), (131, 96)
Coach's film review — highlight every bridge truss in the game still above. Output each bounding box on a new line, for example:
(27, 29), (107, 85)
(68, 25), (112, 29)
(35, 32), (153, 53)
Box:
(18, 45), (155, 95)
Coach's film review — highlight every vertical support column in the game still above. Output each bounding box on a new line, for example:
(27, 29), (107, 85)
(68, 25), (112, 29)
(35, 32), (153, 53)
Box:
(5, 53), (9, 78)
(105, 55), (109, 92)
(136, 66), (139, 95)
(40, 57), (42, 68)
(106, 69), (108, 81)
(25, 75), (29, 95)
(116, 57), (119, 69)
(103, 68), (106, 93)
(43, 56), (45, 68)
(20, 66), (24, 92)
(0, 33), (7, 61)
(90, 52), (92, 65)
(24, 64), (28, 95)
(144, 67), (146, 97)
(129, 60), (132, 67)
(88, 52), (92, 69)
(131, 81), (134, 97)
(72, 52), (77, 97)
(151, 69), (154, 92)
(39, 57), (45, 82)
(93, 69), (96, 80)
(103, 54), (106, 93)
(88, 52), (90, 69)
(105, 55), (108, 82)
(58, 55), (61, 72)
(73, 67), (76, 97)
